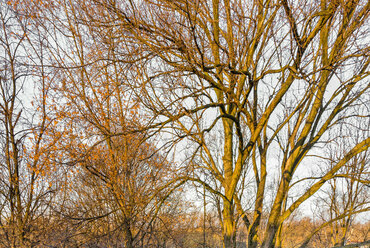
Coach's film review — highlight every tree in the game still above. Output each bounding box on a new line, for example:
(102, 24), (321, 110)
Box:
(73, 0), (370, 247)
(0, 1), (59, 247)
(33, 2), (187, 246)
(299, 124), (370, 248)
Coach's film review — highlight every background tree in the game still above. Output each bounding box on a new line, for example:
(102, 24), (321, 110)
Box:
(299, 123), (370, 248)
(0, 1), (59, 247)
(34, 2), (187, 246)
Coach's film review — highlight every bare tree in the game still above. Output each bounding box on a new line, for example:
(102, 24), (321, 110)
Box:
(0, 1), (59, 247)
(76, 0), (370, 247)
(298, 122), (370, 248)
(31, 2), (188, 246)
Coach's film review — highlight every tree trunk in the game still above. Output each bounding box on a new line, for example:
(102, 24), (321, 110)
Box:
(223, 199), (234, 248)
(123, 219), (134, 248)
(247, 148), (267, 248)
(261, 224), (278, 248)
(222, 119), (235, 248)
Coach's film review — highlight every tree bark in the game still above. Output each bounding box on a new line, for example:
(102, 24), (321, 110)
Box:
(223, 199), (235, 248)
